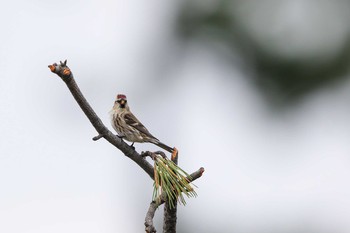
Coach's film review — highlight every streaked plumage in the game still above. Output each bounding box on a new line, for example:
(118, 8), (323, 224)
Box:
(110, 94), (174, 153)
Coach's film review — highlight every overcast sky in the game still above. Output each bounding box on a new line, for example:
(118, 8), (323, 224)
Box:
(1, 1), (350, 233)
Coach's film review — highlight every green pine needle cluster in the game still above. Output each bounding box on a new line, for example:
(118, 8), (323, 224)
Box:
(152, 155), (197, 209)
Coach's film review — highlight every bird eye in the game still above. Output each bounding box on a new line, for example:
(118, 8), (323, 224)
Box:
(115, 99), (126, 104)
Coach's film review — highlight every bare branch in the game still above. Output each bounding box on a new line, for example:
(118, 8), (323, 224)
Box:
(141, 151), (167, 160)
(145, 150), (204, 233)
(145, 201), (160, 233)
(48, 61), (154, 179)
(144, 167), (204, 233)
(188, 167), (205, 181)
(92, 134), (104, 141)
(48, 60), (205, 233)
(163, 149), (179, 233)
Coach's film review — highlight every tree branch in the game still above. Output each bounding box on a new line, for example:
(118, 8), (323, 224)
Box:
(48, 60), (205, 233)
(145, 201), (159, 233)
(163, 150), (179, 233)
(48, 61), (154, 179)
(144, 167), (204, 233)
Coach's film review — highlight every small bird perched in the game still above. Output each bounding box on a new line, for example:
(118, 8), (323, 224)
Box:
(110, 94), (174, 153)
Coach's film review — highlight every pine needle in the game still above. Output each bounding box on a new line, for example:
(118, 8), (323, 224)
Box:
(152, 155), (197, 208)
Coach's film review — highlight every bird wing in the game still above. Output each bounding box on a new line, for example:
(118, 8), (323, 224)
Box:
(124, 113), (158, 140)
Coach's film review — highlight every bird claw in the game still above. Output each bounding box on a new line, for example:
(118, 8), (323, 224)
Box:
(115, 135), (135, 150)
(130, 142), (135, 150)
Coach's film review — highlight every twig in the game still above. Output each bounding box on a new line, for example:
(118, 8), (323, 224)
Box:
(92, 134), (104, 141)
(145, 200), (160, 233)
(144, 167), (204, 233)
(188, 167), (205, 181)
(141, 151), (167, 160)
(48, 60), (205, 233)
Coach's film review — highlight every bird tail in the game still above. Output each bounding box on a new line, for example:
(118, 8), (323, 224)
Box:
(152, 141), (174, 153)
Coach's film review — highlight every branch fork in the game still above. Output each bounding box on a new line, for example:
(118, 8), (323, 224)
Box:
(48, 60), (72, 80)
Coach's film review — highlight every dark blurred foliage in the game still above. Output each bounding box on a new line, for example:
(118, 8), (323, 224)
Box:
(176, 0), (350, 105)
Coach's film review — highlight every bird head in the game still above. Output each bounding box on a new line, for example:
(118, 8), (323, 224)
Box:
(114, 94), (128, 109)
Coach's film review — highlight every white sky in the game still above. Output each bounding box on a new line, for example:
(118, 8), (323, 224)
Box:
(1, 1), (350, 233)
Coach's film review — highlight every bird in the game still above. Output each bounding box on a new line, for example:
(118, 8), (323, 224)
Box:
(109, 94), (174, 153)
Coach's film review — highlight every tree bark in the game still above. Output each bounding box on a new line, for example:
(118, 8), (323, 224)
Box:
(48, 60), (204, 233)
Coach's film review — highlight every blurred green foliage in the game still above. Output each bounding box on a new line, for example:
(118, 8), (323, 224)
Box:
(176, 0), (350, 104)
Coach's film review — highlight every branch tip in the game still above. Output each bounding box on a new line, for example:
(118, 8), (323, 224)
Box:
(93, 134), (104, 141)
(62, 67), (71, 76)
(48, 63), (57, 72)
(200, 167), (205, 176)
(48, 60), (72, 79)
(60, 59), (67, 66)
(171, 147), (178, 161)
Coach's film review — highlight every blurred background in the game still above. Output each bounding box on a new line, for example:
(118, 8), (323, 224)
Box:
(1, 0), (350, 232)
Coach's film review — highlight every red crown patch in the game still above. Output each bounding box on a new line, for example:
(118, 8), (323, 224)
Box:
(117, 94), (127, 100)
